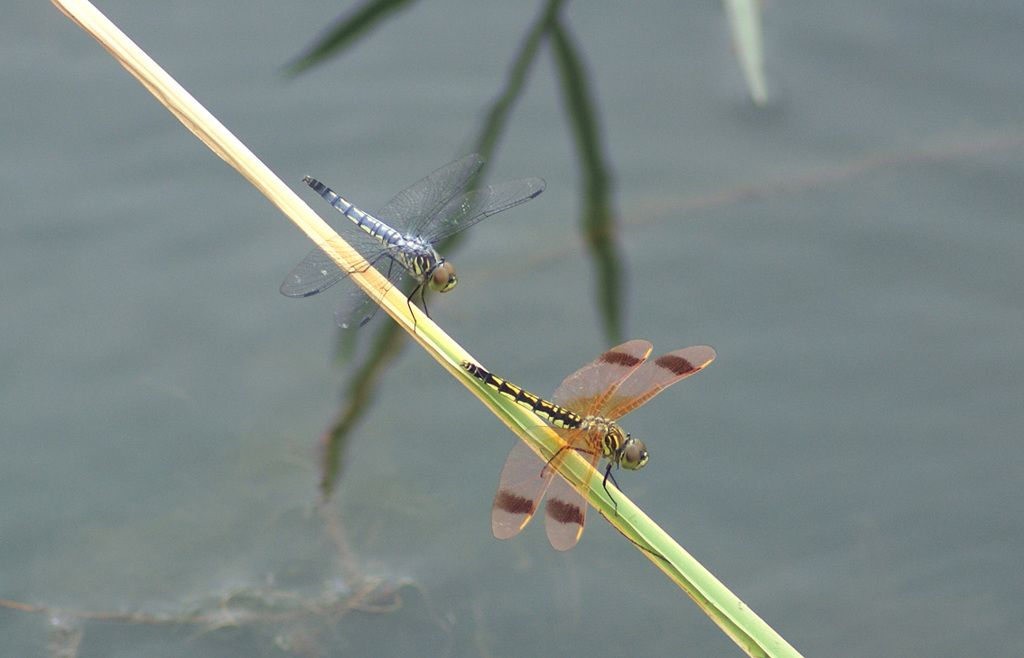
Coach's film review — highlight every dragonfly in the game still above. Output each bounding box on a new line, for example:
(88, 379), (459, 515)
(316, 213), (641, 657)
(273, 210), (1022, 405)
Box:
(281, 153), (545, 329)
(463, 340), (715, 550)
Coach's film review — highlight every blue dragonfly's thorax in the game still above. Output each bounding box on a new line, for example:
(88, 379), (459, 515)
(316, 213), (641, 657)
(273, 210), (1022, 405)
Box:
(387, 235), (455, 293)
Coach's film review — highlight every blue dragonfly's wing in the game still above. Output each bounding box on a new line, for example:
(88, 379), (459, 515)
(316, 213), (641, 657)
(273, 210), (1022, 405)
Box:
(279, 198), (399, 298)
(281, 231), (413, 329)
(279, 244), (375, 329)
(375, 154), (485, 237)
(332, 283), (376, 330)
(330, 248), (412, 329)
(279, 246), (347, 298)
(418, 176), (545, 244)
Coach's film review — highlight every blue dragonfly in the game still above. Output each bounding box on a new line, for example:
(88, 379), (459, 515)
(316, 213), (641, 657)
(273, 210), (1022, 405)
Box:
(281, 153), (545, 329)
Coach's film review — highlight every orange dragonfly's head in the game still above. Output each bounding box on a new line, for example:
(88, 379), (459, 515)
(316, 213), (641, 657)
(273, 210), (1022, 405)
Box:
(617, 434), (649, 471)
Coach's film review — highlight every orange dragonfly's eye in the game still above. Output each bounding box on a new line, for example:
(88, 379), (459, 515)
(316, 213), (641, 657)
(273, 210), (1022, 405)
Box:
(619, 437), (649, 471)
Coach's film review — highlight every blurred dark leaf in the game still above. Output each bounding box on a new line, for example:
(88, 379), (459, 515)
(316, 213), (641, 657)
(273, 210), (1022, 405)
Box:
(549, 17), (623, 342)
(320, 313), (407, 500)
(474, 0), (564, 159)
(293, 0), (625, 498)
(286, 0), (420, 76)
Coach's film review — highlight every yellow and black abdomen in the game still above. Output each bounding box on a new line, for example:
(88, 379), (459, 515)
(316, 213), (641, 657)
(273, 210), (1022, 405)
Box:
(462, 362), (583, 430)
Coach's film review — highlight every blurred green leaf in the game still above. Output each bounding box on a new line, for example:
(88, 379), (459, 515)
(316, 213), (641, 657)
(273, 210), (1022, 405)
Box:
(724, 0), (769, 106)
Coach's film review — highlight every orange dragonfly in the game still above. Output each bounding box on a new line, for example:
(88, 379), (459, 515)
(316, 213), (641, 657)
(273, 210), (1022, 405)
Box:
(463, 340), (715, 550)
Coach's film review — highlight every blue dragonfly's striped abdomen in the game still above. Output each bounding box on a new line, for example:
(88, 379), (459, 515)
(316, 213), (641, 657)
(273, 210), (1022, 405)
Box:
(303, 176), (404, 249)
(302, 175), (444, 288)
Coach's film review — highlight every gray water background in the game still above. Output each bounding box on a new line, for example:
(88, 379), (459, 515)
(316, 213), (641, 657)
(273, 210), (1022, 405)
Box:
(1, 1), (1022, 655)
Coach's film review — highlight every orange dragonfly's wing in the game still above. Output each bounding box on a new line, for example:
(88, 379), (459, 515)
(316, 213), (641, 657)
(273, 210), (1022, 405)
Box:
(543, 464), (590, 551)
(600, 345), (716, 420)
(492, 439), (554, 540)
(493, 427), (601, 550)
(542, 425), (610, 550)
(551, 340), (653, 413)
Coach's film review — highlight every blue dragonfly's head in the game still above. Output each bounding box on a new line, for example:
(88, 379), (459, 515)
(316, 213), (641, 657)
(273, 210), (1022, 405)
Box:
(430, 261), (458, 293)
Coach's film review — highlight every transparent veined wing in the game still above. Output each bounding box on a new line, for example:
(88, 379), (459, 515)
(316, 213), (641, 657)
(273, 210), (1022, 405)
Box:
(278, 223), (393, 299)
(328, 246), (410, 329)
(600, 345), (716, 420)
(492, 439), (554, 540)
(376, 153), (544, 243)
(279, 246), (347, 299)
(376, 153), (487, 236)
(551, 340), (654, 412)
(279, 232), (411, 329)
(417, 176), (546, 244)
(542, 435), (597, 551)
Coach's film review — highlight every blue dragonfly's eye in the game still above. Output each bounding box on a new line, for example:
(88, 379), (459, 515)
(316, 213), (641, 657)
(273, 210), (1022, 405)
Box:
(432, 262), (457, 293)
